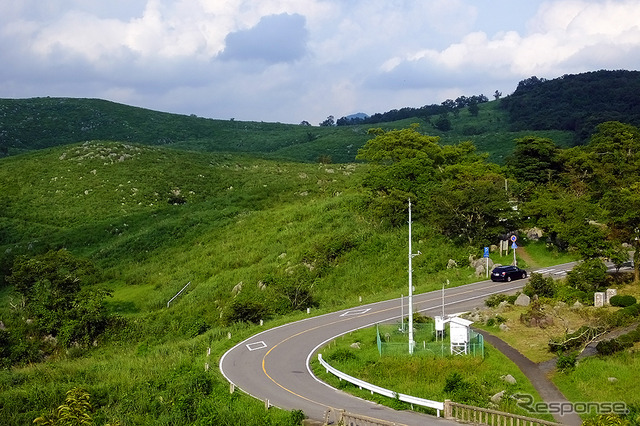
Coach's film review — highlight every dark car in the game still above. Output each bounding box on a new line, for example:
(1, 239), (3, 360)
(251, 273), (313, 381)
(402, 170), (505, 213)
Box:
(490, 265), (527, 282)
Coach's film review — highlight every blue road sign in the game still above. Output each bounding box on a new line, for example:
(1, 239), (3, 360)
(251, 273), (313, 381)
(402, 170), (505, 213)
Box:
(511, 242), (518, 249)
(510, 235), (517, 242)
(483, 247), (489, 258)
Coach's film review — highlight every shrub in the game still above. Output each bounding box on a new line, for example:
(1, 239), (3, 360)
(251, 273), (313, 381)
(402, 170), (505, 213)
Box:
(596, 338), (632, 356)
(556, 351), (577, 372)
(442, 372), (488, 406)
(485, 294), (509, 308)
(326, 348), (357, 362)
(523, 273), (556, 298)
(223, 298), (269, 325)
(621, 303), (640, 317)
(609, 295), (637, 307)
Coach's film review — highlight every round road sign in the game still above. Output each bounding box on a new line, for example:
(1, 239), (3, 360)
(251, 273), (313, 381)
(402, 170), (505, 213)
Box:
(510, 235), (517, 242)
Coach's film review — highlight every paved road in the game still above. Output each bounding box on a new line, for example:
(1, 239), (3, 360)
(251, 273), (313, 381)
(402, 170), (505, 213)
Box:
(219, 262), (578, 425)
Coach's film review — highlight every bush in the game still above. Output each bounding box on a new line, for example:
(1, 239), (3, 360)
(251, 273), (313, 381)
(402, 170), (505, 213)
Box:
(223, 298), (269, 325)
(485, 294), (509, 308)
(596, 338), (632, 356)
(523, 273), (556, 298)
(326, 348), (357, 362)
(556, 351), (577, 371)
(609, 295), (637, 307)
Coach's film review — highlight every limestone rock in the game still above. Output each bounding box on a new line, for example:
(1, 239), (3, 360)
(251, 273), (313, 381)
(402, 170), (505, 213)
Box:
(501, 374), (517, 385)
(447, 259), (458, 269)
(499, 323), (510, 332)
(232, 281), (243, 296)
(514, 293), (531, 306)
(526, 227), (543, 241)
(490, 390), (505, 404)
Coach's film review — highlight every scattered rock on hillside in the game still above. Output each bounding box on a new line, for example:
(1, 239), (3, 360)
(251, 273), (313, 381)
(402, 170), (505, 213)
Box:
(232, 282), (243, 296)
(526, 227), (544, 240)
(447, 259), (458, 269)
(501, 374), (517, 385)
(514, 293), (531, 306)
(350, 342), (361, 349)
(491, 390), (505, 404)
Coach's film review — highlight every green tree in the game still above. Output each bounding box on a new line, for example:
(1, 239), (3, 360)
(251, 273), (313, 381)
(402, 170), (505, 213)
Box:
(424, 170), (514, 244)
(566, 258), (608, 293)
(562, 121), (640, 196)
(603, 185), (640, 281)
(319, 115), (335, 126)
(505, 136), (561, 186)
(434, 114), (451, 131)
(357, 125), (512, 243)
(468, 101), (479, 117)
(521, 188), (609, 258)
(6, 250), (111, 347)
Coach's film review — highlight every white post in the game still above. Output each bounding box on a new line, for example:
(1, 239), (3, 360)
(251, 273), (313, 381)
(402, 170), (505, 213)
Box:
(513, 246), (517, 266)
(408, 199), (415, 355)
(486, 256), (489, 279)
(400, 294), (404, 332)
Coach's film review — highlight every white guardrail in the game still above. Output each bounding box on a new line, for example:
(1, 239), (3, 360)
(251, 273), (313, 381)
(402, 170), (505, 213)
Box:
(317, 353), (444, 417)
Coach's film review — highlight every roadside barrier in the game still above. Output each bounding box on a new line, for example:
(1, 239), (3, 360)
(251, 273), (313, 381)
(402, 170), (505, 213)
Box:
(317, 353), (444, 417)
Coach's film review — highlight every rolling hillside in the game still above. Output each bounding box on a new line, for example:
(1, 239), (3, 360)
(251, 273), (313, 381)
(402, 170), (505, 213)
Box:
(1, 96), (575, 164)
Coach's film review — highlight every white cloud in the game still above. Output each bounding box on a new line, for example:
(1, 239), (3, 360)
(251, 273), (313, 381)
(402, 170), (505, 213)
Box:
(0, 0), (638, 124)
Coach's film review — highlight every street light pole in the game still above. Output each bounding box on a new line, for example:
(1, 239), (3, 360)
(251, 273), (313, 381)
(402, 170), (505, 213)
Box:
(408, 199), (420, 355)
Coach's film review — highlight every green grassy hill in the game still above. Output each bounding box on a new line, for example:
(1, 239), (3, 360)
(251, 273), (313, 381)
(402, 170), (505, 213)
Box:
(0, 97), (575, 164)
(0, 141), (483, 424)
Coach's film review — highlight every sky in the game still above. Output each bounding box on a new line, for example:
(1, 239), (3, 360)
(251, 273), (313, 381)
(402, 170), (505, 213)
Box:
(1, 0), (639, 125)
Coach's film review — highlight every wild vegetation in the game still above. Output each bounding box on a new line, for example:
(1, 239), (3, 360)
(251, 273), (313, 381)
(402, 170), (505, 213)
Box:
(1, 70), (640, 425)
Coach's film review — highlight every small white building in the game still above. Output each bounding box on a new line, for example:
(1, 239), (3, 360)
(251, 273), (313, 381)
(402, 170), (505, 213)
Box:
(448, 317), (474, 355)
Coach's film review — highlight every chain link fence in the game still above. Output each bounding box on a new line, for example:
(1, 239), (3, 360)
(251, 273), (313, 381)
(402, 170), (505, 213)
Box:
(376, 321), (484, 358)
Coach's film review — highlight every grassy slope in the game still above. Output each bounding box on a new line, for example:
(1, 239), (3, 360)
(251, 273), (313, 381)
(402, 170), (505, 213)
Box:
(0, 141), (491, 424)
(0, 97), (574, 164)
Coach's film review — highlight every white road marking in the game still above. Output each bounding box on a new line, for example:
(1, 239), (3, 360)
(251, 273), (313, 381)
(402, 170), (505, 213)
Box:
(340, 308), (371, 317)
(246, 341), (268, 351)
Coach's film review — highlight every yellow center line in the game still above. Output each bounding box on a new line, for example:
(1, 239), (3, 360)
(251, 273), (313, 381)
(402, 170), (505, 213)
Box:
(260, 281), (511, 407)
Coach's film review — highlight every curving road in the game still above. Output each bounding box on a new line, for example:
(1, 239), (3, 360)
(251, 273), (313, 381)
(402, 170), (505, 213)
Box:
(220, 262), (577, 425)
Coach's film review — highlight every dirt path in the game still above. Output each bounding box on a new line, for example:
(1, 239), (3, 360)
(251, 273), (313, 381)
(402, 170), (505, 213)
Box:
(517, 245), (538, 269)
(474, 329), (583, 426)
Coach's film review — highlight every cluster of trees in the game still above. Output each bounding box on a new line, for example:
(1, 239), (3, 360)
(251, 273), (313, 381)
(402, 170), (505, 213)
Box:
(335, 93), (489, 126)
(1, 250), (114, 367)
(507, 121), (640, 280)
(357, 121), (640, 281)
(356, 124), (514, 244)
(501, 70), (640, 142)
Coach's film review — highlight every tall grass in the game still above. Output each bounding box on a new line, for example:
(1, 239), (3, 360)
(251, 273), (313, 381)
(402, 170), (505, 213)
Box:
(312, 325), (553, 421)
(551, 351), (640, 407)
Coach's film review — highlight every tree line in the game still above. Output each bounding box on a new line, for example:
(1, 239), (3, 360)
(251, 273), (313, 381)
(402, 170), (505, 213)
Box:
(330, 94), (490, 126)
(356, 121), (640, 282)
(500, 70), (640, 142)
